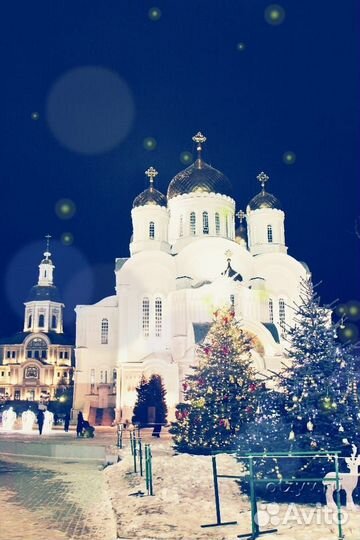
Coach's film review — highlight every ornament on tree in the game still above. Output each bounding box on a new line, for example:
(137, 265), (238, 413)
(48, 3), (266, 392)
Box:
(310, 440), (317, 448)
(288, 429), (296, 441)
(338, 424), (344, 432)
(307, 419), (314, 432)
(249, 383), (257, 393)
(219, 418), (231, 430)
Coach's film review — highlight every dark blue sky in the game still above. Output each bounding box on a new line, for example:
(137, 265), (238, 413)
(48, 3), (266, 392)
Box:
(0, 1), (359, 338)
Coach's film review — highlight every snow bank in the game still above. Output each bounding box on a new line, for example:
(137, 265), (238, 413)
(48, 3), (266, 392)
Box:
(105, 439), (360, 540)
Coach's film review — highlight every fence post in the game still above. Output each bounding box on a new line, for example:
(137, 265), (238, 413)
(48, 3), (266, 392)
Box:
(133, 432), (137, 473)
(249, 456), (260, 538)
(138, 437), (143, 476)
(117, 424), (123, 449)
(334, 454), (344, 540)
(145, 443), (153, 495)
(130, 430), (134, 455)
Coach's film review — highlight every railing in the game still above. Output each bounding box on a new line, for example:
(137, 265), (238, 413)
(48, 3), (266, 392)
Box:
(117, 424), (153, 496)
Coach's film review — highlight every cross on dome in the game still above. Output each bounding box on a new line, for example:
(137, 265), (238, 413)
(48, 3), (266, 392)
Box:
(145, 167), (158, 192)
(236, 210), (246, 223)
(256, 171), (269, 193)
(192, 131), (207, 161)
(44, 234), (52, 259)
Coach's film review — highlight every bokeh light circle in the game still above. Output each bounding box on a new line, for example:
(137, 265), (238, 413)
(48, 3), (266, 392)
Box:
(46, 66), (135, 154)
(283, 151), (296, 165)
(55, 199), (76, 220)
(148, 7), (162, 21)
(31, 112), (39, 120)
(61, 232), (74, 246)
(335, 304), (347, 317)
(338, 323), (359, 343)
(264, 4), (285, 25)
(180, 151), (193, 164)
(237, 42), (246, 51)
(346, 300), (360, 321)
(143, 137), (157, 151)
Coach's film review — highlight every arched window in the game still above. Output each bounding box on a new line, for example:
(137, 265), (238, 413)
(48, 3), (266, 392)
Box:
(279, 298), (286, 328)
(142, 297), (150, 337)
(190, 212), (196, 235)
(215, 213), (220, 235)
(269, 299), (274, 323)
(28, 315), (32, 329)
(267, 225), (273, 243)
(230, 294), (235, 312)
(155, 297), (162, 337)
(52, 315), (57, 329)
(149, 221), (155, 239)
(38, 314), (44, 327)
(202, 211), (209, 234)
(101, 318), (109, 344)
(179, 215), (183, 237)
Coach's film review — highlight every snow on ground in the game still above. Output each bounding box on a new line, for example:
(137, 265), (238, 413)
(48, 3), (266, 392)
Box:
(105, 438), (360, 540)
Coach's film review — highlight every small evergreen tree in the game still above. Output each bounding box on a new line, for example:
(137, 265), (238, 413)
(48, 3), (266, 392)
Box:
(171, 308), (259, 454)
(132, 374), (168, 426)
(132, 375), (149, 425)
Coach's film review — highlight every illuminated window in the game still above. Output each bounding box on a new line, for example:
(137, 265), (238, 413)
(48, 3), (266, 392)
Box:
(155, 297), (162, 337)
(190, 212), (196, 235)
(101, 318), (109, 344)
(267, 225), (273, 243)
(215, 213), (220, 235)
(149, 221), (155, 239)
(269, 299), (274, 323)
(203, 211), (209, 234)
(38, 314), (44, 327)
(142, 297), (150, 337)
(179, 215), (183, 237)
(279, 298), (286, 328)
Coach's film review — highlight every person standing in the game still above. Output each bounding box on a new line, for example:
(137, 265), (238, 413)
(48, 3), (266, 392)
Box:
(64, 411), (70, 432)
(76, 411), (84, 437)
(37, 410), (45, 435)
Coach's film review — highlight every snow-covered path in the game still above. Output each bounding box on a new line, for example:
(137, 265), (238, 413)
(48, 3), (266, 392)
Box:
(105, 439), (360, 540)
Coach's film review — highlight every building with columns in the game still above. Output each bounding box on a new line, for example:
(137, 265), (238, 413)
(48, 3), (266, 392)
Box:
(73, 133), (309, 424)
(0, 239), (74, 404)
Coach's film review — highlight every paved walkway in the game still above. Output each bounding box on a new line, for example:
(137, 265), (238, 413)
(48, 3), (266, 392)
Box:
(0, 455), (117, 540)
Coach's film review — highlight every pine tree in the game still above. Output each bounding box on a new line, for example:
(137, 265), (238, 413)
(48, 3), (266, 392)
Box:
(238, 278), (360, 501)
(132, 374), (168, 426)
(171, 308), (259, 454)
(132, 375), (149, 425)
(279, 277), (360, 461)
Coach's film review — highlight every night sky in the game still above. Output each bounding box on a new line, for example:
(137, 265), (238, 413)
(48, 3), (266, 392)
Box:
(1, 1), (359, 340)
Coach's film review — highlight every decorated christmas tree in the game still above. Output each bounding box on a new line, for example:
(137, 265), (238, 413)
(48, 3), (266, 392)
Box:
(238, 277), (360, 501)
(171, 308), (259, 454)
(279, 277), (360, 462)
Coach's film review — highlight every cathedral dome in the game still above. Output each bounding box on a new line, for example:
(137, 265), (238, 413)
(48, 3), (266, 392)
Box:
(133, 166), (167, 208)
(133, 187), (167, 208)
(247, 191), (282, 211)
(167, 159), (232, 200)
(247, 172), (282, 211)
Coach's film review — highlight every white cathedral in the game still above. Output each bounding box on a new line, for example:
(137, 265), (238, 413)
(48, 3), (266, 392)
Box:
(73, 133), (309, 425)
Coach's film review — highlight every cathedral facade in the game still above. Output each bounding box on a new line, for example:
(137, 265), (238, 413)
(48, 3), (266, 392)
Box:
(0, 240), (74, 406)
(73, 133), (309, 424)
